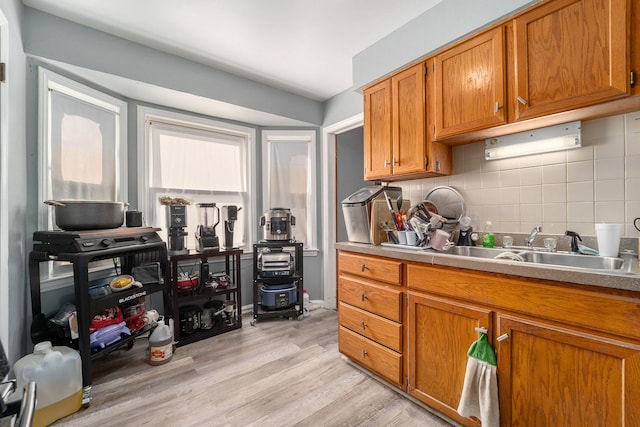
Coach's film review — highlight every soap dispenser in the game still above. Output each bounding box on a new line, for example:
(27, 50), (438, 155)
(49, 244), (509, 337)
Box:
(457, 216), (473, 246)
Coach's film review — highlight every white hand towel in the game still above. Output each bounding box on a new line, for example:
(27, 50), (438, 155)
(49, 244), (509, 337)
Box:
(457, 333), (499, 426)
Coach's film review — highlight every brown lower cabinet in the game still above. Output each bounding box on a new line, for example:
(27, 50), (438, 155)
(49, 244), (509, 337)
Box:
(338, 250), (640, 426)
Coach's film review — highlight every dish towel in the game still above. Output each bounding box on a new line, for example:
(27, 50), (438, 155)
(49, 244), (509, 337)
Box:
(457, 332), (500, 427)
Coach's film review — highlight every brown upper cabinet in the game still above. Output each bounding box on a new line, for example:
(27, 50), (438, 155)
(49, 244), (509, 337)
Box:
(432, 26), (507, 140)
(363, 63), (452, 181)
(512, 0), (630, 121)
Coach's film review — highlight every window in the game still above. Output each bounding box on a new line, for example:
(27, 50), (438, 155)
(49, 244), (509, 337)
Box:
(38, 68), (127, 286)
(138, 107), (255, 252)
(262, 130), (317, 250)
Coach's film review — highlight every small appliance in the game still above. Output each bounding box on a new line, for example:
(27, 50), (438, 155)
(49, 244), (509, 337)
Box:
(457, 216), (473, 246)
(222, 205), (241, 249)
(260, 208), (295, 241)
(195, 203), (220, 252)
(257, 249), (294, 277)
(167, 205), (188, 255)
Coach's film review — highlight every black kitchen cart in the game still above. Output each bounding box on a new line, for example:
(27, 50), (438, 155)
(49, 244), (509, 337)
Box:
(28, 227), (170, 405)
(251, 240), (304, 326)
(168, 248), (242, 347)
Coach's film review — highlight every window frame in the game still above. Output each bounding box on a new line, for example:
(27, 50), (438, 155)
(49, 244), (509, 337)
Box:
(261, 129), (317, 251)
(137, 106), (257, 252)
(37, 68), (128, 290)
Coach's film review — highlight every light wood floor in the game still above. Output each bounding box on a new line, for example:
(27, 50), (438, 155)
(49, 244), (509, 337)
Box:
(54, 308), (453, 426)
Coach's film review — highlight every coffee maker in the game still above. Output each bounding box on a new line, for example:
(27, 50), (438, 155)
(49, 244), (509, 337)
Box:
(222, 205), (241, 249)
(195, 203), (220, 252)
(167, 205), (188, 255)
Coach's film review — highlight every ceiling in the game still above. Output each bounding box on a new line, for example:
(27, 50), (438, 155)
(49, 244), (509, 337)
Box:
(22, 0), (441, 102)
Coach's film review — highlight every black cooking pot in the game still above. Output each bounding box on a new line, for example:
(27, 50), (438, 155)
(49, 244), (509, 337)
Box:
(44, 200), (127, 231)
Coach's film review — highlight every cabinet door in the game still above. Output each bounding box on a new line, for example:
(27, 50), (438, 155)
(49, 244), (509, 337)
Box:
(512, 0), (630, 121)
(497, 314), (640, 426)
(363, 79), (392, 180)
(433, 27), (507, 140)
(407, 291), (492, 427)
(391, 63), (427, 175)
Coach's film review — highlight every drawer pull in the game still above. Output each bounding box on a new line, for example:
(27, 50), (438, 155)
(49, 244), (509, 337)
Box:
(361, 349), (367, 359)
(361, 293), (367, 302)
(361, 264), (369, 272)
(497, 333), (510, 342)
(361, 321), (367, 331)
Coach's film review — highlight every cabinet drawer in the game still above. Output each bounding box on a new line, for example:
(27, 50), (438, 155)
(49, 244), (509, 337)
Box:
(339, 276), (403, 322)
(339, 302), (402, 352)
(338, 251), (402, 285)
(339, 326), (402, 387)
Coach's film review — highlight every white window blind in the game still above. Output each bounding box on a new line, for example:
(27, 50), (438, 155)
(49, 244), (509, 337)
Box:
(139, 107), (255, 251)
(262, 130), (317, 250)
(38, 68), (127, 287)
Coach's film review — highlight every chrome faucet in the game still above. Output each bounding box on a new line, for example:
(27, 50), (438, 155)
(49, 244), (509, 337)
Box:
(525, 226), (542, 247)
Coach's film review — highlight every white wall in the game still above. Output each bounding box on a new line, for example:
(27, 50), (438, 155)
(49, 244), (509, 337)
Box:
(395, 112), (640, 239)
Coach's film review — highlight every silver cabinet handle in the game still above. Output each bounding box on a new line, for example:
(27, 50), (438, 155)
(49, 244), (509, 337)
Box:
(517, 96), (528, 105)
(361, 321), (367, 331)
(497, 333), (510, 342)
(361, 349), (368, 359)
(384, 159), (389, 168)
(361, 264), (369, 272)
(361, 293), (367, 302)
(495, 101), (501, 113)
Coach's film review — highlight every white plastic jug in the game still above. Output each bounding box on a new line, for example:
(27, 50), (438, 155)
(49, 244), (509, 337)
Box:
(149, 322), (173, 365)
(14, 341), (82, 427)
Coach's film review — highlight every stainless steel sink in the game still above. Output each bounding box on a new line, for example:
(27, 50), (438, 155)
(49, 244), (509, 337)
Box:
(441, 246), (513, 259)
(439, 246), (626, 272)
(518, 251), (624, 270)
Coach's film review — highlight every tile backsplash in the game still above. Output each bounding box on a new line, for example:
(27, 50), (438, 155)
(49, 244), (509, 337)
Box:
(396, 111), (640, 238)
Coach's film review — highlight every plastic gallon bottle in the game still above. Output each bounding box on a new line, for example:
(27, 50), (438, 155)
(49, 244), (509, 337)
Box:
(303, 289), (310, 317)
(149, 321), (173, 365)
(14, 341), (82, 427)
(482, 221), (495, 248)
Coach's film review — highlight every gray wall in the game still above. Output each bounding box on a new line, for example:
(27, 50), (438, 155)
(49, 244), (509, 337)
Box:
(0, 0), (27, 364)
(23, 7), (323, 127)
(336, 127), (366, 242)
(351, 0), (538, 92)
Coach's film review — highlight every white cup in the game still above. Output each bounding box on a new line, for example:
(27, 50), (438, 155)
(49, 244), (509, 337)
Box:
(397, 231), (408, 245)
(406, 231), (418, 246)
(595, 223), (623, 257)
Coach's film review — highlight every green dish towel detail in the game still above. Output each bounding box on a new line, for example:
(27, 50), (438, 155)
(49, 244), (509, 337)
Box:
(468, 333), (497, 366)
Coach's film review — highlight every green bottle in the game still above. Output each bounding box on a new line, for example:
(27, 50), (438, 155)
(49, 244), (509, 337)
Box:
(482, 221), (495, 248)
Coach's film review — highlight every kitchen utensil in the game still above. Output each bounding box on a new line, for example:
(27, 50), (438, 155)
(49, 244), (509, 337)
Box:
(424, 186), (465, 230)
(502, 235), (513, 248)
(635, 217), (640, 232)
(369, 199), (410, 245)
(44, 200), (127, 231)
(383, 191), (400, 230)
(397, 194), (403, 212)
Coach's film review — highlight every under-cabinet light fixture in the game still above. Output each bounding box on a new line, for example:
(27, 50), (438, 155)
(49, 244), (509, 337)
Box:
(485, 121), (581, 160)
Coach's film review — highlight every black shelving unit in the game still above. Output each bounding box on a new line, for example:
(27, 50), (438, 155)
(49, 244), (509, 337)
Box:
(28, 227), (170, 405)
(251, 241), (303, 325)
(168, 249), (242, 347)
